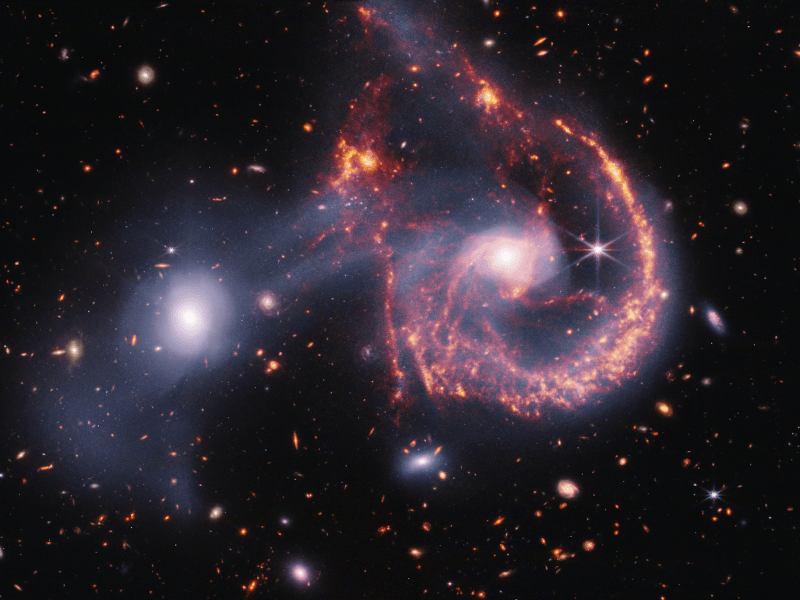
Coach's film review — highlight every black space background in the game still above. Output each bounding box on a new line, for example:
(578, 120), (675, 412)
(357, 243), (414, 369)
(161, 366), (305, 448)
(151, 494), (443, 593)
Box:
(1, 2), (798, 599)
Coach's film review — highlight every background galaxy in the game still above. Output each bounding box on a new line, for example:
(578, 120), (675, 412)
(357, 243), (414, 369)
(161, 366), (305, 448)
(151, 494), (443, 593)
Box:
(1, 1), (797, 598)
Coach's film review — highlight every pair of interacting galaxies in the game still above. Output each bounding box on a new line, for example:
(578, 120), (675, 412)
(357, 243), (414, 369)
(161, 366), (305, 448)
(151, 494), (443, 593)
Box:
(2, 1), (793, 598)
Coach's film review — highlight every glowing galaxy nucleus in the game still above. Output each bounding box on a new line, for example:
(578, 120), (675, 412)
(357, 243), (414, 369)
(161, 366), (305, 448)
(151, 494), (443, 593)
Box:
(137, 64), (155, 85)
(289, 563), (312, 586)
(400, 443), (444, 477)
(557, 479), (579, 499)
(655, 401), (673, 417)
(414, 455), (432, 468)
(162, 278), (229, 356)
(57, 339), (85, 365)
(404, 452), (439, 474)
(470, 227), (560, 298)
(256, 290), (279, 315)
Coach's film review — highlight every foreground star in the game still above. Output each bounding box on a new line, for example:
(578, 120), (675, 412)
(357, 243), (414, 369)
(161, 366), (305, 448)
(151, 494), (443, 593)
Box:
(560, 199), (630, 289)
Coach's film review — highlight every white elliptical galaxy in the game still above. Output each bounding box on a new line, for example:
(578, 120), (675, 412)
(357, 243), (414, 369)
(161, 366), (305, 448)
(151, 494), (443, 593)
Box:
(159, 276), (230, 357)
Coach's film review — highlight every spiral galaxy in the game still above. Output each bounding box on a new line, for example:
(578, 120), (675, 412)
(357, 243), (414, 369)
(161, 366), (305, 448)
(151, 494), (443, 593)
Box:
(292, 6), (668, 420)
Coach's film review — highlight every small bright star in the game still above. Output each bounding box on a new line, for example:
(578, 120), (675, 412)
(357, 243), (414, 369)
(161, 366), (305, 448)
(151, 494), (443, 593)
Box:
(560, 197), (629, 289)
(694, 482), (729, 509)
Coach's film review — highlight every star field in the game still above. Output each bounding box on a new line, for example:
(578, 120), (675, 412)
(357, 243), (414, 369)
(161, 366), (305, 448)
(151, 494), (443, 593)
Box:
(0, 2), (797, 599)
